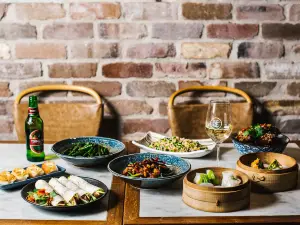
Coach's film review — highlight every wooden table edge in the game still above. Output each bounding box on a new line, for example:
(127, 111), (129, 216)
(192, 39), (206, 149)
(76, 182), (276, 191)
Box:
(124, 141), (300, 225)
(0, 140), (126, 225)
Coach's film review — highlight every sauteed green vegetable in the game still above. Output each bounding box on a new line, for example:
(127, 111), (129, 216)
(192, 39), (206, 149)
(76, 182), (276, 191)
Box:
(62, 142), (110, 157)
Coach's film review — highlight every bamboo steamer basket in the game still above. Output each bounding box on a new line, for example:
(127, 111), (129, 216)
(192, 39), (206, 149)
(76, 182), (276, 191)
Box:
(236, 152), (298, 193)
(182, 167), (250, 213)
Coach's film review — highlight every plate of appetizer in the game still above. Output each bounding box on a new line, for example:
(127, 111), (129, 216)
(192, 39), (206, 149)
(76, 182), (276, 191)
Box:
(183, 167), (250, 212)
(108, 153), (191, 189)
(51, 136), (125, 167)
(21, 175), (108, 211)
(0, 161), (65, 190)
(132, 132), (215, 158)
(231, 123), (290, 154)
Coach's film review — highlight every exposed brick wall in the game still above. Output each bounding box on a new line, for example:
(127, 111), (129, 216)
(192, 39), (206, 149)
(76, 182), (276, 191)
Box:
(0, 1), (300, 140)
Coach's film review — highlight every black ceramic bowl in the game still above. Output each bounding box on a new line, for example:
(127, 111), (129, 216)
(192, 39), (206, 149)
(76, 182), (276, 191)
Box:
(51, 136), (125, 167)
(231, 133), (290, 155)
(21, 176), (108, 212)
(108, 153), (191, 189)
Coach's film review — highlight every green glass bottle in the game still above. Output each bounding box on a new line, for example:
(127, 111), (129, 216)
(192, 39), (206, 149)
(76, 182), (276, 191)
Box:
(25, 95), (45, 162)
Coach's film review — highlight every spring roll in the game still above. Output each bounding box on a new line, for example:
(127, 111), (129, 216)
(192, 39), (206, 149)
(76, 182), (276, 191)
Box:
(58, 176), (93, 203)
(69, 175), (105, 198)
(48, 178), (78, 206)
(35, 180), (65, 206)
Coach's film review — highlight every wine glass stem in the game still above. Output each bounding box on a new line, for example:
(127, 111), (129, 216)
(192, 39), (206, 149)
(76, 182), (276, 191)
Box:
(216, 144), (220, 166)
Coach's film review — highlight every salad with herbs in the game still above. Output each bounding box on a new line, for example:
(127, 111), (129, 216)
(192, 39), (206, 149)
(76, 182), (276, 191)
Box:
(148, 136), (208, 153)
(235, 123), (280, 146)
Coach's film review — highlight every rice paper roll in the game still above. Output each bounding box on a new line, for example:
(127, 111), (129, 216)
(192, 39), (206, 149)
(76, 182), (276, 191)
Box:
(49, 178), (78, 205)
(58, 176), (93, 202)
(35, 180), (54, 193)
(69, 175), (105, 197)
(51, 195), (66, 206)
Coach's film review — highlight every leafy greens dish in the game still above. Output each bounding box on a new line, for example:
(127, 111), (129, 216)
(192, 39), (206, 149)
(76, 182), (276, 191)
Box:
(148, 136), (208, 153)
(122, 157), (173, 178)
(26, 176), (105, 207)
(251, 158), (286, 170)
(61, 142), (110, 157)
(235, 124), (281, 146)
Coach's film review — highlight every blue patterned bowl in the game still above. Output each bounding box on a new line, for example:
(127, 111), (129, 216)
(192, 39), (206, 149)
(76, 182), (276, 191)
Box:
(108, 153), (191, 189)
(51, 136), (125, 167)
(231, 133), (290, 155)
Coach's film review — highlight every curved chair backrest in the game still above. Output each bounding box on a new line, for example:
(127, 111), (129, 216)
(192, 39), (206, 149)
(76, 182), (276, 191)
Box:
(14, 85), (103, 142)
(168, 86), (253, 139)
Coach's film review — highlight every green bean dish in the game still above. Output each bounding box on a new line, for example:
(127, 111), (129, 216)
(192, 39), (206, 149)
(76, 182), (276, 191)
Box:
(148, 136), (208, 153)
(62, 142), (110, 157)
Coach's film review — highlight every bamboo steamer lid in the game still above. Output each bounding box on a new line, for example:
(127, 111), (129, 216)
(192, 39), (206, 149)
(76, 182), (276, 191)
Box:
(182, 167), (250, 213)
(236, 152), (298, 193)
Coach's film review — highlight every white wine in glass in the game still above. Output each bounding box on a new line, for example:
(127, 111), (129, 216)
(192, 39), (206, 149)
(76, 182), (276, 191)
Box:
(205, 100), (232, 166)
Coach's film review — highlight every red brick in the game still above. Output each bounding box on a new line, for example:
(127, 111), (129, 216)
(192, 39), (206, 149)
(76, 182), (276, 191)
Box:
(43, 23), (93, 40)
(152, 23), (203, 40)
(72, 81), (121, 97)
(102, 63), (153, 78)
(265, 62), (300, 79)
(49, 63), (97, 78)
(264, 100), (300, 116)
(123, 119), (169, 134)
(99, 23), (147, 39)
(0, 24), (36, 40)
(234, 82), (277, 97)
(0, 120), (13, 133)
(287, 82), (300, 97)
(123, 2), (176, 20)
(209, 62), (259, 79)
(238, 42), (284, 59)
(182, 3), (232, 20)
(16, 43), (66, 59)
(127, 81), (176, 97)
(126, 43), (176, 59)
(237, 5), (284, 21)
(105, 100), (153, 116)
(155, 62), (206, 78)
(70, 43), (118, 59)
(19, 81), (67, 97)
(70, 3), (121, 20)
(178, 81), (227, 97)
(290, 5), (300, 21)
(0, 82), (12, 97)
(207, 24), (259, 39)
(262, 23), (300, 40)
(16, 3), (65, 20)
(182, 43), (231, 59)
(0, 4), (7, 20)
(0, 63), (41, 79)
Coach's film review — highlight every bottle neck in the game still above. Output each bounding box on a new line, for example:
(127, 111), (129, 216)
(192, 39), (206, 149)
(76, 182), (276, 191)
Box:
(28, 96), (39, 116)
(28, 107), (39, 116)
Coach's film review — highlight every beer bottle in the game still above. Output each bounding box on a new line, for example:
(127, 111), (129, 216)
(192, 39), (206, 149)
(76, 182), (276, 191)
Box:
(25, 95), (45, 162)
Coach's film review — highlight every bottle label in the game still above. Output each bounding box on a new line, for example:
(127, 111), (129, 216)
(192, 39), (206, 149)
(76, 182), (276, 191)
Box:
(210, 117), (222, 129)
(28, 107), (38, 115)
(29, 130), (44, 154)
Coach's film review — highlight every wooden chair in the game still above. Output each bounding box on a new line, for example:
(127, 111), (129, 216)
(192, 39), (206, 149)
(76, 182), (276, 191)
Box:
(14, 85), (103, 142)
(168, 86), (253, 139)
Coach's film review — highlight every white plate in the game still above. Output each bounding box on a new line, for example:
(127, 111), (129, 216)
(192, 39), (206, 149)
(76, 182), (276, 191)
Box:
(132, 132), (215, 158)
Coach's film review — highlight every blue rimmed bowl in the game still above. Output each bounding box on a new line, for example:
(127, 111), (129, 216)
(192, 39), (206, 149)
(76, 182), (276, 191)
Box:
(231, 133), (290, 155)
(51, 136), (125, 167)
(108, 153), (191, 189)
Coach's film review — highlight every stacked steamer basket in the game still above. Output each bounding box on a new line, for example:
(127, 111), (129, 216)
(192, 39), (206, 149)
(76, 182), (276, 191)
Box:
(182, 167), (250, 213)
(236, 152), (298, 193)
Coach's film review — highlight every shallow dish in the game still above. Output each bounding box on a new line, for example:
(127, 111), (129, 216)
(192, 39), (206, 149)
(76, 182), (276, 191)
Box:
(231, 133), (290, 155)
(132, 132), (215, 158)
(183, 167), (250, 213)
(0, 164), (66, 190)
(51, 136), (125, 167)
(21, 176), (108, 212)
(108, 153), (191, 189)
(236, 152), (298, 192)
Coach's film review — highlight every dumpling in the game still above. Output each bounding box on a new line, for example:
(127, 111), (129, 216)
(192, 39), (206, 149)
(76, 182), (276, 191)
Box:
(221, 171), (241, 187)
(11, 168), (29, 181)
(0, 171), (16, 185)
(26, 165), (45, 178)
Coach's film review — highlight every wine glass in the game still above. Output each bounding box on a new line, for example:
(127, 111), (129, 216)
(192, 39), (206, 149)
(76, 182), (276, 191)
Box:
(205, 100), (232, 166)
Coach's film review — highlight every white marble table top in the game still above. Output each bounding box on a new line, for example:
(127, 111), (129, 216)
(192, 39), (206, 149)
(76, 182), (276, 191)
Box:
(140, 143), (300, 217)
(0, 144), (112, 221)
